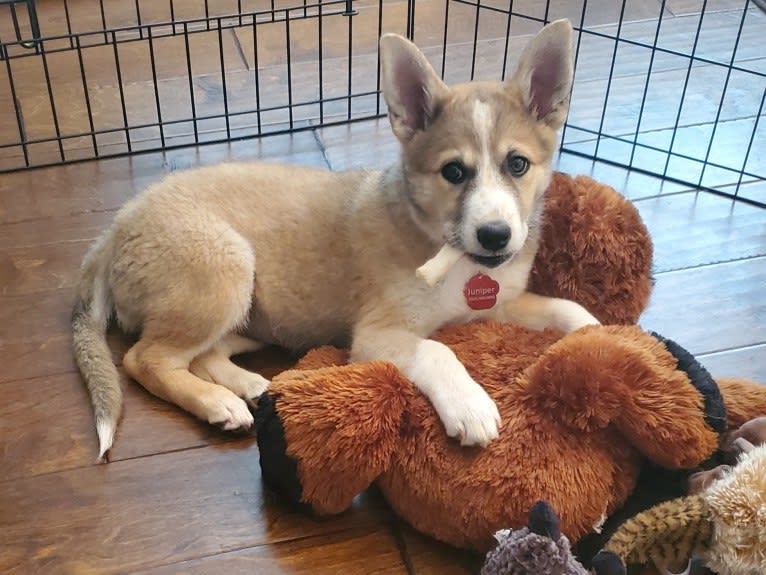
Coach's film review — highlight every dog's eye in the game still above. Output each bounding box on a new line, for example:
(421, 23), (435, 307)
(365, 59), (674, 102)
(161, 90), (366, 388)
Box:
(441, 161), (469, 185)
(506, 154), (530, 177)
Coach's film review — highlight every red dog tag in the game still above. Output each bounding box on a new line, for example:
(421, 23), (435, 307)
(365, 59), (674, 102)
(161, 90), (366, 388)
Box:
(464, 273), (500, 310)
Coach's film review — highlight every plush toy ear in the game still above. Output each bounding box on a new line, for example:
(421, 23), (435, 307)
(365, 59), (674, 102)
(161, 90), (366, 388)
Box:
(529, 173), (654, 326)
(509, 19), (574, 128)
(520, 325), (722, 469)
(255, 361), (411, 514)
(527, 501), (561, 541)
(380, 33), (449, 141)
(604, 329), (725, 468)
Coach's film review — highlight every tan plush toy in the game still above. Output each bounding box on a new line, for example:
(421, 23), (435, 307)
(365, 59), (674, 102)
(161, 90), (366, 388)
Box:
(592, 439), (766, 575)
(253, 173), (766, 555)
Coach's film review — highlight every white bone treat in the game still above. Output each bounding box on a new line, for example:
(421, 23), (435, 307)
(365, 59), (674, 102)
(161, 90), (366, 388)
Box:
(416, 244), (464, 287)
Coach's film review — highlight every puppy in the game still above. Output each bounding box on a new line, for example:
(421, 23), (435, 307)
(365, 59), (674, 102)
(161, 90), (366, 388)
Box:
(72, 19), (599, 460)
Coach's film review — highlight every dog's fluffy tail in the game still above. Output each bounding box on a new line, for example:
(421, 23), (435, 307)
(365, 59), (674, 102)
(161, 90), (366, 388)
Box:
(72, 237), (122, 462)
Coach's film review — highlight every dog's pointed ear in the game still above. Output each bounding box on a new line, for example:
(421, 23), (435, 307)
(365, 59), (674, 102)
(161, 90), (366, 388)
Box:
(510, 19), (574, 128)
(380, 33), (448, 141)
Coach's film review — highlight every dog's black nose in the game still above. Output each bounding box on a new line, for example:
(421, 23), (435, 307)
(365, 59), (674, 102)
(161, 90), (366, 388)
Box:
(476, 220), (511, 251)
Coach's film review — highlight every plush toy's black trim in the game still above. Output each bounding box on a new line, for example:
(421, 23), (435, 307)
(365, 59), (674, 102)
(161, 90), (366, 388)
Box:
(253, 392), (306, 508)
(650, 331), (727, 434)
(574, 463), (691, 567)
(577, 333), (729, 566)
(591, 551), (626, 575)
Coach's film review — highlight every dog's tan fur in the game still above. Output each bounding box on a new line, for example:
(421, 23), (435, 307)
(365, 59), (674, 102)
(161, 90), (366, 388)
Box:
(73, 20), (599, 460)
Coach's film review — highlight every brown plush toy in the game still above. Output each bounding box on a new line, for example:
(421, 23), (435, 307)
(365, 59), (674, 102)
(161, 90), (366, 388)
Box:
(253, 173), (766, 555)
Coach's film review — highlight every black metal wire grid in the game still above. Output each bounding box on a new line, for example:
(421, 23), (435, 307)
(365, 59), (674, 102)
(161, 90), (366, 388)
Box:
(0, 0), (381, 171)
(441, 0), (764, 207)
(555, 0), (765, 207)
(0, 0), (763, 207)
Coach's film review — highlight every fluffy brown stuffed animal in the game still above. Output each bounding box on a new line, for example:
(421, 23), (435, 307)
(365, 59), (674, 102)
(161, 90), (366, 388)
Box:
(253, 173), (766, 554)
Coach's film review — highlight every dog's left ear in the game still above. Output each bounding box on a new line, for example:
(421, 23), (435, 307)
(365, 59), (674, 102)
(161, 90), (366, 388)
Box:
(510, 19), (574, 128)
(379, 33), (448, 141)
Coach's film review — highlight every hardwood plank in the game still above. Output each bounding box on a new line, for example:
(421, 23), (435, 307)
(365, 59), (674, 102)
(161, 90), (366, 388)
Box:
(4, 0), (761, 179)
(555, 151), (691, 200)
(397, 524), (481, 575)
(736, 180), (766, 206)
(0, 2), (689, 167)
(507, 0), (669, 29)
(7, 30), (247, 142)
(0, 54), (358, 168)
(667, 0), (755, 16)
(0, 152), (161, 223)
(0, 285), (294, 384)
(0, 368), (222, 480)
(317, 119), (398, 172)
(565, 114), (766, 191)
(2, 0), (265, 41)
(0, 337), (295, 480)
(567, 58), (766, 146)
(9, 0), (176, 37)
(234, 0), (526, 71)
(700, 343), (766, 382)
(428, 8), (765, 93)
(634, 191), (766, 272)
(234, 346), (297, 381)
(639, 256), (766, 355)
(132, 528), (407, 575)
(0, 330), (132, 385)
(0, 285), (141, 383)
(0, 287), (89, 382)
(0, 209), (116, 250)
(0, 445), (391, 575)
(599, 8), (763, 78)
(634, 119), (765, 180)
(234, 0), (668, 72)
(12, 4), (752, 171)
(0, 133), (328, 224)
(1, 238), (91, 296)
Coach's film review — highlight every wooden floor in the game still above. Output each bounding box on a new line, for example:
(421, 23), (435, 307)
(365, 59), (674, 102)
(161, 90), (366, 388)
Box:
(1, 1), (765, 574)
(1, 119), (765, 574)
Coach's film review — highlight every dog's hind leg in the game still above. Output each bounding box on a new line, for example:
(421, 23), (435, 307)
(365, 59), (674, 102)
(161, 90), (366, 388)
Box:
(190, 333), (269, 403)
(125, 337), (255, 431)
(120, 223), (259, 431)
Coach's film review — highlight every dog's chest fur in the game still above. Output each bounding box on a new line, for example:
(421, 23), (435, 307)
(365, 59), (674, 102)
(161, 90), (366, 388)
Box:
(395, 253), (534, 336)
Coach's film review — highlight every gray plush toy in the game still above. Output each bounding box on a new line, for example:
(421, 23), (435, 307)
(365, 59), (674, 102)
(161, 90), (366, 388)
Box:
(481, 501), (622, 575)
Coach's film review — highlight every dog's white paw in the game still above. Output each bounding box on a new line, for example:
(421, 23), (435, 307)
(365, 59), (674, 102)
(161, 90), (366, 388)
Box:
(431, 380), (501, 447)
(407, 339), (501, 447)
(558, 300), (601, 333)
(231, 373), (270, 402)
(203, 390), (254, 431)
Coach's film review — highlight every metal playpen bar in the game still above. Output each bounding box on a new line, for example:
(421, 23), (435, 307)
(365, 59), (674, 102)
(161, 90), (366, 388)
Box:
(0, 0), (763, 206)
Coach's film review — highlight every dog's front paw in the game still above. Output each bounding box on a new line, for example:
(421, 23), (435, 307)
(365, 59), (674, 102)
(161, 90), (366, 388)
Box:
(558, 300), (601, 333)
(432, 381), (501, 447)
(233, 373), (270, 404)
(203, 388), (254, 431)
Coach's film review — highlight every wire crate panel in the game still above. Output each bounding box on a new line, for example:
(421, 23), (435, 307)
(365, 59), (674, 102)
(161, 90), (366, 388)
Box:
(0, 0), (763, 206)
